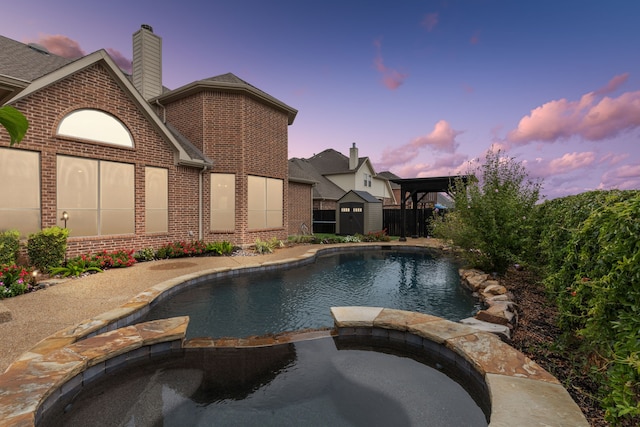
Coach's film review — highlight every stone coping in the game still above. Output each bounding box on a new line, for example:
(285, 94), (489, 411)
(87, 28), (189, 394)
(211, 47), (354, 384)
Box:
(331, 306), (590, 427)
(0, 307), (590, 426)
(0, 316), (189, 427)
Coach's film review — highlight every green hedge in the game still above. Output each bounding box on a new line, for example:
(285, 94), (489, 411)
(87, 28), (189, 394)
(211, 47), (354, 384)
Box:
(0, 230), (21, 266)
(26, 226), (69, 272)
(535, 190), (640, 424)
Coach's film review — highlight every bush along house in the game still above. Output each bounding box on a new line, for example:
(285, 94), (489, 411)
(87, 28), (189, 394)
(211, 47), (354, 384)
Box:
(0, 25), (299, 257)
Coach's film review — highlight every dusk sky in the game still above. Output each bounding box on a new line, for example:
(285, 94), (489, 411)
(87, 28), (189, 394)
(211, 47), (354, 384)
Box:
(4, 0), (640, 199)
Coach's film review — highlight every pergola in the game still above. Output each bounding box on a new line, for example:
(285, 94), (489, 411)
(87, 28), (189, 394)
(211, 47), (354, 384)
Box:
(390, 175), (470, 241)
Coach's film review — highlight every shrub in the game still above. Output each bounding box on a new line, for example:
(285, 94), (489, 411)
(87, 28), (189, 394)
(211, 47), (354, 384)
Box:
(49, 255), (103, 278)
(357, 229), (391, 242)
(156, 240), (207, 259)
(254, 238), (273, 254)
(90, 249), (136, 268)
(432, 149), (541, 274)
(543, 192), (640, 423)
(134, 247), (156, 262)
(530, 190), (632, 275)
(26, 226), (68, 272)
(0, 230), (21, 266)
(206, 241), (234, 256)
(0, 265), (34, 299)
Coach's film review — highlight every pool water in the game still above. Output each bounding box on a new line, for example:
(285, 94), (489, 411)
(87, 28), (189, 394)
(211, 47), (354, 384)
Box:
(143, 248), (482, 339)
(42, 337), (488, 427)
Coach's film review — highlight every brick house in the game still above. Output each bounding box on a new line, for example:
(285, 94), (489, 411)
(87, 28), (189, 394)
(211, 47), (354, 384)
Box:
(0, 25), (301, 257)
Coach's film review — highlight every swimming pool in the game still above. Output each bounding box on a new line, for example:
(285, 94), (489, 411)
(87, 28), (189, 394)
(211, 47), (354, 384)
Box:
(142, 247), (482, 339)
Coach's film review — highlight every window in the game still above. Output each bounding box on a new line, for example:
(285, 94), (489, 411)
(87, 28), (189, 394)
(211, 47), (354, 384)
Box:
(363, 173), (372, 187)
(57, 109), (134, 148)
(57, 156), (134, 236)
(211, 173), (235, 231)
(340, 207), (350, 213)
(145, 167), (168, 233)
(353, 207), (363, 213)
(0, 148), (40, 236)
(248, 176), (283, 229)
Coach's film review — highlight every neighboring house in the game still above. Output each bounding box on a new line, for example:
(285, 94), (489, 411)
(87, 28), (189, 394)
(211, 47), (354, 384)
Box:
(289, 143), (396, 211)
(0, 25), (299, 257)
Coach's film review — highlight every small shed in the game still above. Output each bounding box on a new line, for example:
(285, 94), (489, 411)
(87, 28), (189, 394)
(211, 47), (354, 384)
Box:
(336, 190), (382, 235)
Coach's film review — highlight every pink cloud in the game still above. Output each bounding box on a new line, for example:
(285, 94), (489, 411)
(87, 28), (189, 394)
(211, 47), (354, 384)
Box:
(33, 34), (85, 58)
(421, 13), (439, 32)
(376, 120), (463, 172)
(547, 152), (596, 174)
(373, 38), (408, 90)
(507, 74), (640, 144)
(594, 72), (629, 96)
(106, 48), (132, 74)
(391, 153), (469, 178)
(599, 164), (640, 190)
(32, 34), (133, 74)
(410, 119), (462, 153)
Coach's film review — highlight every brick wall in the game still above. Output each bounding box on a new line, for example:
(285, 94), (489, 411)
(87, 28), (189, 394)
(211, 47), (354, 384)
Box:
(288, 181), (313, 235)
(1, 63), (202, 258)
(165, 89), (291, 247)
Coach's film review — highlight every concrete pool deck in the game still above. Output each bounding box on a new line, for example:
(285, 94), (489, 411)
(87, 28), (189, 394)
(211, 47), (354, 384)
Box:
(0, 239), (589, 426)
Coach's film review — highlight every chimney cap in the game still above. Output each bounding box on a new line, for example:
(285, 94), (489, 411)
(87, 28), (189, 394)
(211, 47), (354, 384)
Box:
(141, 24), (153, 32)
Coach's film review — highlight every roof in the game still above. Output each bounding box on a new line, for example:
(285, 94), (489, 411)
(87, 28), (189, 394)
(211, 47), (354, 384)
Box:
(0, 35), (73, 103)
(341, 190), (382, 203)
(0, 36), (73, 81)
(390, 176), (470, 193)
(289, 158), (346, 200)
(377, 171), (402, 189)
(156, 72), (298, 125)
(307, 148), (366, 175)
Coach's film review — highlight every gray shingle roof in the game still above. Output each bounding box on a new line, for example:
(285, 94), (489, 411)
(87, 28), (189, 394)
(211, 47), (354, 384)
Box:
(377, 171), (402, 189)
(307, 148), (366, 175)
(0, 36), (73, 82)
(348, 190), (382, 203)
(289, 158), (345, 200)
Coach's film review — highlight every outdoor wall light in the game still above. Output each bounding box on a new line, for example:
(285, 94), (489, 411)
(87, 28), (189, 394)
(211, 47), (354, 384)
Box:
(61, 211), (69, 228)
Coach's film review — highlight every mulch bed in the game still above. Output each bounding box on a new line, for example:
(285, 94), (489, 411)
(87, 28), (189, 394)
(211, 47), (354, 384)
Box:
(500, 268), (611, 427)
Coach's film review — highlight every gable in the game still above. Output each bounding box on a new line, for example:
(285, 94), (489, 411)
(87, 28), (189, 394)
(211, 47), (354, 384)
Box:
(8, 50), (210, 167)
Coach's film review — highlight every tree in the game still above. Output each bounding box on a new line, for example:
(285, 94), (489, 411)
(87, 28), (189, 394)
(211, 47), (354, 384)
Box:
(0, 106), (28, 145)
(433, 148), (542, 273)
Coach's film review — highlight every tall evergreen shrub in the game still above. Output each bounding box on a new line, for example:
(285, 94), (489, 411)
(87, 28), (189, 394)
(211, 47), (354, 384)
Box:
(27, 226), (69, 272)
(0, 230), (21, 266)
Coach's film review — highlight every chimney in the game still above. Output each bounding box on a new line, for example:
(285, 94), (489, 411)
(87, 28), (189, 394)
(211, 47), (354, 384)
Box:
(349, 142), (359, 170)
(132, 24), (162, 100)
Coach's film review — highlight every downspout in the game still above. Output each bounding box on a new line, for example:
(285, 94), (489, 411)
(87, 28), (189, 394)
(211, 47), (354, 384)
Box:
(199, 165), (208, 240)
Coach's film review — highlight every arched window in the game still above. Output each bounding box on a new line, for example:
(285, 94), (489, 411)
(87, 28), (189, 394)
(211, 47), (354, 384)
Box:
(57, 109), (134, 147)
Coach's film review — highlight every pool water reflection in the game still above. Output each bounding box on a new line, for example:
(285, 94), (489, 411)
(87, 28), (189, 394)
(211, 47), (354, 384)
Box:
(142, 248), (482, 339)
